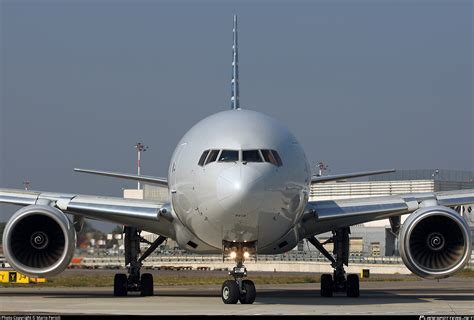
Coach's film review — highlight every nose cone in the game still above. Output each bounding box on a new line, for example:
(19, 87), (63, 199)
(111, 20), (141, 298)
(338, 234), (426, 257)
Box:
(217, 166), (265, 215)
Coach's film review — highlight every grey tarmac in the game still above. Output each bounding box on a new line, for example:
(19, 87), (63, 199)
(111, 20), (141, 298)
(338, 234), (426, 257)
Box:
(0, 277), (473, 315)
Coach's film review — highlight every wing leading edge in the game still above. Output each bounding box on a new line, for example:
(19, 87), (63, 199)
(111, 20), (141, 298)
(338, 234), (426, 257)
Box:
(74, 168), (168, 186)
(0, 188), (174, 238)
(311, 169), (396, 183)
(299, 189), (474, 238)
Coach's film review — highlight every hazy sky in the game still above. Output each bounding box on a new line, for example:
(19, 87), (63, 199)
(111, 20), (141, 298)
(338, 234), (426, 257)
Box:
(1, 0), (472, 229)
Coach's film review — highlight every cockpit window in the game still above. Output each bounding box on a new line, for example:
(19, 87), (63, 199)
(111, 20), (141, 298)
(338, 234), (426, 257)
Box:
(271, 150), (283, 166)
(261, 149), (277, 166)
(261, 149), (283, 166)
(200, 148), (282, 166)
(205, 149), (220, 165)
(198, 150), (210, 166)
(218, 150), (239, 162)
(242, 150), (263, 163)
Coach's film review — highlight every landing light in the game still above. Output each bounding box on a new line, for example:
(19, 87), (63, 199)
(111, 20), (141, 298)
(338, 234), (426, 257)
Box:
(243, 252), (250, 259)
(230, 252), (237, 259)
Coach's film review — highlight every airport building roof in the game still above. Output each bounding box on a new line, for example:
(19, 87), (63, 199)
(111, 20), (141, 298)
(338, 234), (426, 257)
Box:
(368, 169), (474, 182)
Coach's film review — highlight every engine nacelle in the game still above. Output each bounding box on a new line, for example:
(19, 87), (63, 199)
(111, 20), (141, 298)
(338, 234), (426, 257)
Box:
(399, 206), (472, 279)
(3, 205), (76, 278)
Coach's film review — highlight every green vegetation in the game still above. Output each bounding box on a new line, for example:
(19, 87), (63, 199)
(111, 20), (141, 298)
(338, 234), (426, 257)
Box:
(0, 272), (431, 288)
(0, 274), (314, 288)
(359, 274), (420, 282)
(4, 269), (474, 288)
(458, 268), (474, 277)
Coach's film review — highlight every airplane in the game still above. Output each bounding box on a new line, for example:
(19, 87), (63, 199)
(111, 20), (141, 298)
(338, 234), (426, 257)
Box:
(1, 15), (473, 305)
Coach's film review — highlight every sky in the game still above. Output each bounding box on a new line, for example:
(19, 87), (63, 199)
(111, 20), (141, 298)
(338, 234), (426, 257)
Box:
(1, 0), (472, 230)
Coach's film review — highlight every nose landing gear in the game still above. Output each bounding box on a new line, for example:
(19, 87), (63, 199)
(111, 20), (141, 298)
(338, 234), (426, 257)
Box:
(221, 242), (257, 304)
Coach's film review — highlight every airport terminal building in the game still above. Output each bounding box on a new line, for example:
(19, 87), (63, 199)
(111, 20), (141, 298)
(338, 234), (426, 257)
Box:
(124, 169), (474, 257)
(308, 169), (474, 257)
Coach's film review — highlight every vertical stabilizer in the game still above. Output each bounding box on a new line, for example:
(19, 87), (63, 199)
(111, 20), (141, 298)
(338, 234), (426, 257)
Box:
(230, 15), (240, 110)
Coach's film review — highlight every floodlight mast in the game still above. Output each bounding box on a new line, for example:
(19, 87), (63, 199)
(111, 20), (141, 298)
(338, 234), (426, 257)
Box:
(316, 161), (329, 177)
(135, 142), (148, 190)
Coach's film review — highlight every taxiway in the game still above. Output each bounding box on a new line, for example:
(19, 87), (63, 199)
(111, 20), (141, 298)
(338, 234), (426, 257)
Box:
(0, 277), (472, 315)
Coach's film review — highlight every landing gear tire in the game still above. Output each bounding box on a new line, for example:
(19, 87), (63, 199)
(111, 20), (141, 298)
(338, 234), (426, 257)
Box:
(222, 280), (240, 304)
(320, 274), (333, 297)
(140, 273), (154, 296)
(346, 274), (360, 297)
(114, 273), (127, 297)
(239, 280), (256, 304)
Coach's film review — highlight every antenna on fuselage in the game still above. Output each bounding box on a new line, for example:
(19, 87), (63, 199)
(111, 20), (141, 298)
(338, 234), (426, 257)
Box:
(230, 14), (240, 110)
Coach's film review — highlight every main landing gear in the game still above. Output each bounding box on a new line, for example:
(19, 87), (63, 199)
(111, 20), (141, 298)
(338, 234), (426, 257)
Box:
(114, 227), (167, 297)
(308, 227), (360, 298)
(221, 242), (257, 304)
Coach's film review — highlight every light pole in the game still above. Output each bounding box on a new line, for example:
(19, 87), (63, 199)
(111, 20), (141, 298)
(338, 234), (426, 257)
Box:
(135, 142), (148, 190)
(316, 161), (329, 177)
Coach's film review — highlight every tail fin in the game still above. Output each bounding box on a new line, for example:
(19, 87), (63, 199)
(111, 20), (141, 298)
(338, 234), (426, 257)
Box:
(230, 15), (240, 110)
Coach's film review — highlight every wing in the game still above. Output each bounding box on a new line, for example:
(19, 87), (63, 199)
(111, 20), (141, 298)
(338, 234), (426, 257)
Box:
(0, 188), (174, 238)
(74, 168), (168, 186)
(299, 189), (474, 238)
(311, 169), (395, 183)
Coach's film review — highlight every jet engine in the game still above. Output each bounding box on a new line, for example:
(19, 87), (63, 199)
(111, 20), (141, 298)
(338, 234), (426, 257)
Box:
(2, 205), (76, 277)
(399, 206), (472, 279)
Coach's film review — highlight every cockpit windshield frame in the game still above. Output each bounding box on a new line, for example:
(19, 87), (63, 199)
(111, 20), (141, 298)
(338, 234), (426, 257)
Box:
(198, 149), (282, 167)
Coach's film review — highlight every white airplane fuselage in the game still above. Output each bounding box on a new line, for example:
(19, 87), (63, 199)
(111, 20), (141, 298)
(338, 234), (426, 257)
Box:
(168, 109), (311, 253)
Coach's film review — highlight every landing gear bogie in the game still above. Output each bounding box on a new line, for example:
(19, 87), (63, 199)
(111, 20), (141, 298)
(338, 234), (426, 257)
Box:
(311, 228), (361, 298)
(319, 273), (360, 297)
(113, 227), (166, 297)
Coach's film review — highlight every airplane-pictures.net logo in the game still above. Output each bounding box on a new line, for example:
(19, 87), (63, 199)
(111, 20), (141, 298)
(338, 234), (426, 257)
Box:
(419, 316), (474, 320)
